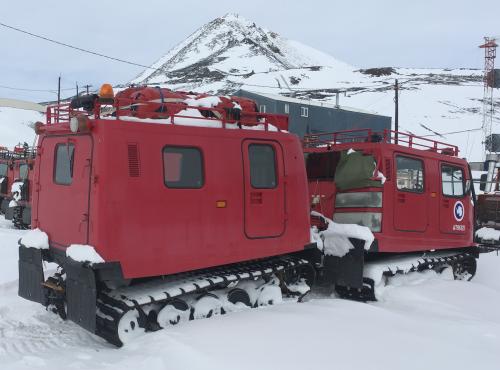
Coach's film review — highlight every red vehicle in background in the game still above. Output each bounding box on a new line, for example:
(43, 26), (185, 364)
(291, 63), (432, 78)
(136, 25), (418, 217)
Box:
(8, 144), (36, 229)
(18, 85), (481, 346)
(0, 147), (14, 215)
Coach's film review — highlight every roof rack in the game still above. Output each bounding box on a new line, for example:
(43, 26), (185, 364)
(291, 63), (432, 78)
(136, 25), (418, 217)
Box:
(46, 96), (288, 132)
(302, 128), (459, 156)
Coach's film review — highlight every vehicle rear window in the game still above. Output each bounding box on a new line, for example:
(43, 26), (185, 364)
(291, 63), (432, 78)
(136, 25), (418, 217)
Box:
(54, 144), (75, 185)
(305, 151), (340, 180)
(249, 144), (277, 189)
(19, 164), (28, 180)
(0, 163), (7, 177)
(163, 146), (204, 188)
(396, 156), (424, 193)
(441, 164), (464, 197)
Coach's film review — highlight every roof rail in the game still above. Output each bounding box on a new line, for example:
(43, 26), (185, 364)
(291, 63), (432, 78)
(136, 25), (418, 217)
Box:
(302, 129), (459, 156)
(46, 96), (289, 132)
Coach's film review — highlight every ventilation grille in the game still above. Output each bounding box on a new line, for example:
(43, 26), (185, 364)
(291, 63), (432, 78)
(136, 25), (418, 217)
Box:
(127, 143), (140, 177)
(384, 159), (392, 181)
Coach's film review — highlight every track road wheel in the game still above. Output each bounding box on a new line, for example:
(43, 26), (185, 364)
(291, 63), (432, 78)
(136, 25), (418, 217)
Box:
(452, 256), (477, 281)
(227, 288), (251, 307)
(257, 284), (283, 306)
(193, 293), (223, 319)
(157, 299), (190, 328)
(117, 309), (145, 345)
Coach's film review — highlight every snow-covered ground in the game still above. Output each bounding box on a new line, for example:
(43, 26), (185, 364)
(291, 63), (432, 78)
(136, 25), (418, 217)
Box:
(1, 214), (499, 370)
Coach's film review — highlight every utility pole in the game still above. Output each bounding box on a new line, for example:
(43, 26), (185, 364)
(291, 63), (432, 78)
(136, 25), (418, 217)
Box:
(76, 82), (79, 97)
(394, 79), (399, 144)
(57, 75), (61, 105)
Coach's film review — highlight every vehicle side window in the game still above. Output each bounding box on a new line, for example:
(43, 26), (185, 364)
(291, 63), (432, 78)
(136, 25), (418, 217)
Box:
(396, 156), (424, 193)
(19, 164), (28, 180)
(249, 144), (277, 189)
(0, 163), (7, 177)
(441, 164), (464, 197)
(54, 144), (75, 185)
(163, 146), (204, 188)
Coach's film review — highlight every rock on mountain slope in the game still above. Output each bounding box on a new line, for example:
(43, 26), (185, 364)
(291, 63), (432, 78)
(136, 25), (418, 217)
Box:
(130, 13), (356, 93)
(131, 13), (499, 162)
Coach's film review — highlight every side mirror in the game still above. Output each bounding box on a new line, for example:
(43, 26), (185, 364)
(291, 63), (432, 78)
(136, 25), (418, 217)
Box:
(480, 174), (487, 192)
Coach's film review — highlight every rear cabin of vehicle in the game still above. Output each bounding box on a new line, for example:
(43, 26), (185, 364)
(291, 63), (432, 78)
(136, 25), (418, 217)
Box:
(31, 95), (311, 282)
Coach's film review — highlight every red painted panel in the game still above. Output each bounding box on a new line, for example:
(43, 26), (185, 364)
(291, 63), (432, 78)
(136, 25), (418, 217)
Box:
(29, 122), (311, 279)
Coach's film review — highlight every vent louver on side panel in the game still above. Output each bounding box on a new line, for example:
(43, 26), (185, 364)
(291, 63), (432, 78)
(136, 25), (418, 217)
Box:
(384, 159), (392, 181)
(127, 143), (140, 177)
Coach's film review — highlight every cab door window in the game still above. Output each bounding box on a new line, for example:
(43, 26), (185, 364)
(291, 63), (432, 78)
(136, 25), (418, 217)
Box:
(441, 164), (464, 197)
(0, 163), (7, 177)
(396, 156), (424, 192)
(19, 164), (29, 180)
(54, 144), (75, 185)
(248, 144), (277, 189)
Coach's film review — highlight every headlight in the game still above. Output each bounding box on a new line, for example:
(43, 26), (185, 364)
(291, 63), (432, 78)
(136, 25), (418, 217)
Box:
(333, 212), (382, 232)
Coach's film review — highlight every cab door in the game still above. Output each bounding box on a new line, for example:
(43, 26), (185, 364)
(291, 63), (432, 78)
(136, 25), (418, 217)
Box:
(242, 140), (286, 238)
(393, 154), (427, 232)
(439, 163), (468, 234)
(34, 135), (93, 246)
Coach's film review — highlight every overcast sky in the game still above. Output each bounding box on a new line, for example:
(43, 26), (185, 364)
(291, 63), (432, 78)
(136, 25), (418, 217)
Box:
(1, 0), (498, 102)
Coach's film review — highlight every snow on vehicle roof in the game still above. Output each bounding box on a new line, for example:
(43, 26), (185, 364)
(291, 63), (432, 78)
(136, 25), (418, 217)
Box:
(102, 108), (282, 132)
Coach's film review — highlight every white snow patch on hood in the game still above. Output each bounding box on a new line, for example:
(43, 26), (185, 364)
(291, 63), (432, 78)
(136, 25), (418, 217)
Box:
(66, 244), (104, 264)
(20, 228), (49, 249)
(311, 211), (374, 257)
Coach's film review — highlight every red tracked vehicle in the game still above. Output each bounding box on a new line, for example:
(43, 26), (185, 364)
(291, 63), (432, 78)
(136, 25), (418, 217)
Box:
(0, 146), (14, 213)
(18, 85), (480, 346)
(1, 144), (36, 228)
(8, 144), (36, 229)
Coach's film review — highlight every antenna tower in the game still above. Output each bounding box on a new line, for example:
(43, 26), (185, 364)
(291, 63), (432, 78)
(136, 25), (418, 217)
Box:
(479, 37), (498, 153)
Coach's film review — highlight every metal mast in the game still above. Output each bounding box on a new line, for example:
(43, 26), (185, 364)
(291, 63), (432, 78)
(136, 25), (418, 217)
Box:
(479, 37), (497, 154)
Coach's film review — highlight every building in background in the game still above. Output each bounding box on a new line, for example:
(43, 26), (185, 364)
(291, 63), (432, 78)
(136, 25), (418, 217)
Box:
(235, 90), (391, 137)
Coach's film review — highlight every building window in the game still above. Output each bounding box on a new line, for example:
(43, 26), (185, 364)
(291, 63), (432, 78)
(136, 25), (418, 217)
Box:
(396, 156), (424, 193)
(54, 143), (75, 185)
(441, 164), (464, 197)
(259, 105), (266, 113)
(249, 144), (277, 189)
(300, 106), (309, 117)
(284, 104), (290, 114)
(163, 146), (204, 188)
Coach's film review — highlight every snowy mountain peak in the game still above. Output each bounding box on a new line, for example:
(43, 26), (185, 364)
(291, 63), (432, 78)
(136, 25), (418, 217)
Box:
(130, 14), (354, 91)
